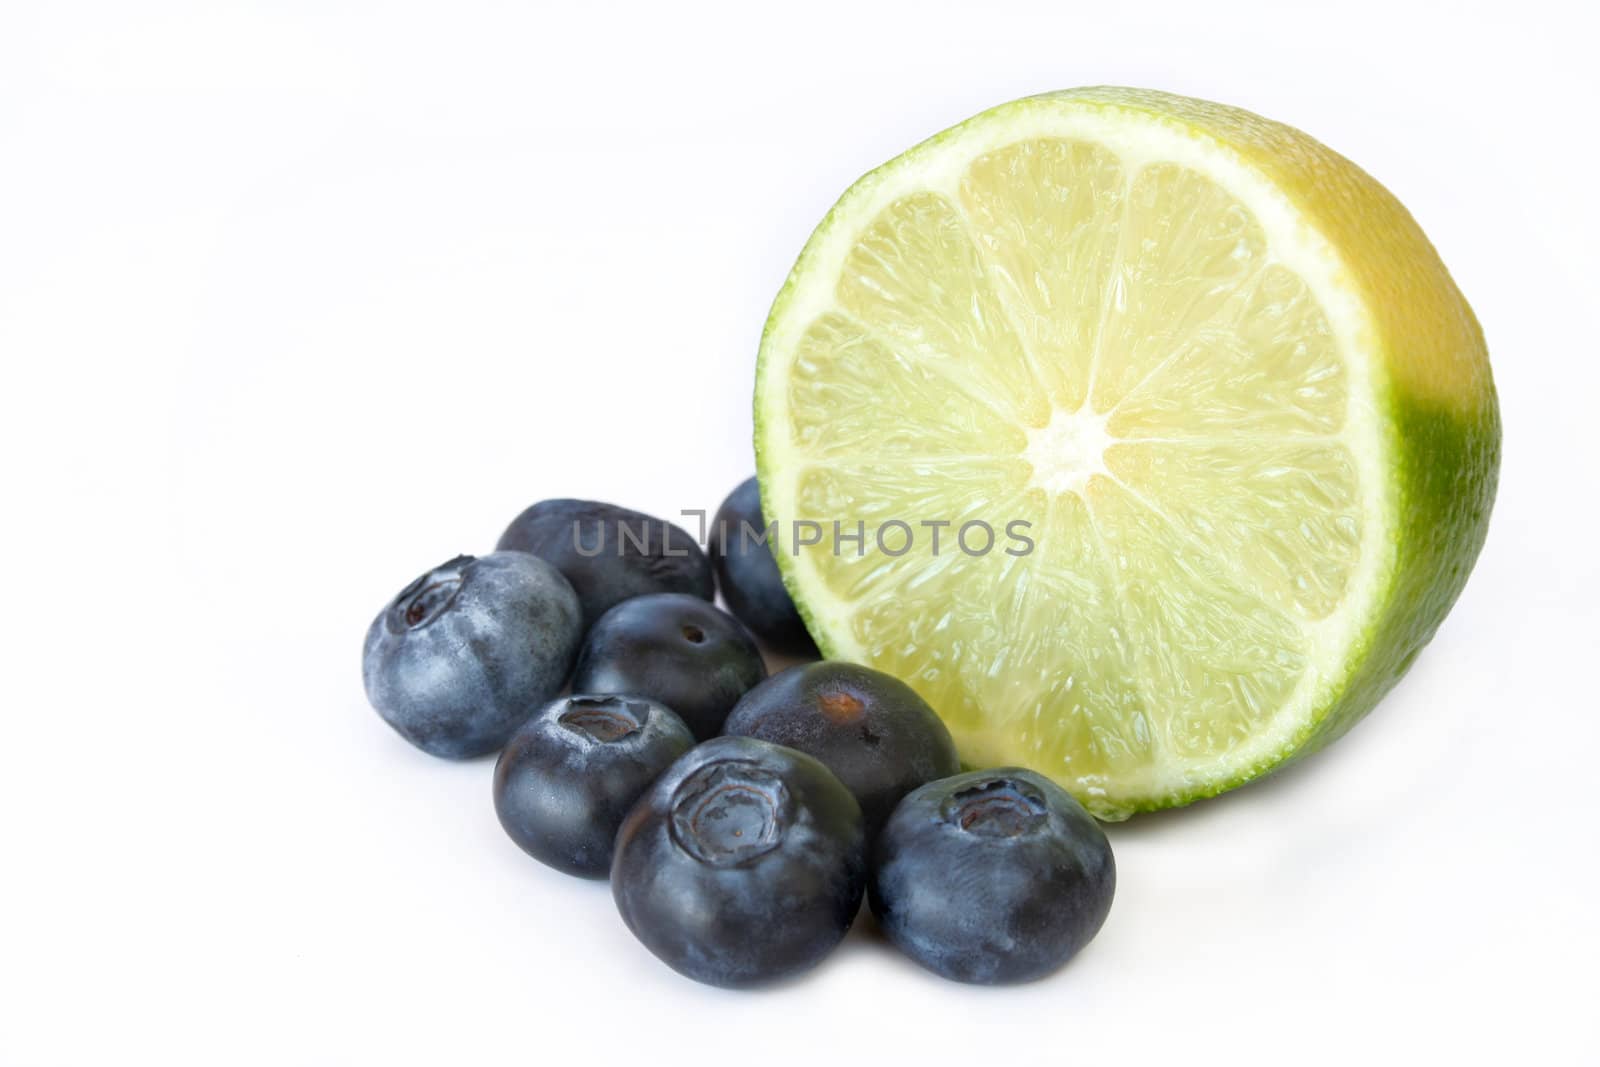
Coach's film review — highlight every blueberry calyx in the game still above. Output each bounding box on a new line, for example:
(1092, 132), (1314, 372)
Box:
(669, 760), (791, 866)
(386, 555), (474, 633)
(558, 696), (648, 743)
(940, 777), (1047, 839)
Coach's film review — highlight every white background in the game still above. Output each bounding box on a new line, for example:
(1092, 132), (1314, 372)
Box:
(3, 1), (1596, 1063)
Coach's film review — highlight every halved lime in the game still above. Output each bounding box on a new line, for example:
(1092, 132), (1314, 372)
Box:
(754, 88), (1499, 819)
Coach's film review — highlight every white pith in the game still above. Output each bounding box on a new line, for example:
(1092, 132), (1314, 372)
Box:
(1024, 407), (1114, 496)
(755, 97), (1395, 814)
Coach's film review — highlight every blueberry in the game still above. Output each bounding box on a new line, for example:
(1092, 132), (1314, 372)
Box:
(870, 769), (1115, 984)
(611, 736), (865, 988)
(709, 476), (815, 654)
(493, 695), (694, 878)
(571, 593), (765, 739)
(497, 498), (714, 627)
(722, 662), (958, 838)
(362, 553), (581, 759)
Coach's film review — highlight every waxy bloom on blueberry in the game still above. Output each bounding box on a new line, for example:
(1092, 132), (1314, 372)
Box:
(709, 476), (814, 654)
(494, 695), (694, 878)
(362, 552), (581, 759)
(611, 736), (865, 988)
(723, 661), (958, 838)
(497, 498), (714, 627)
(870, 768), (1115, 984)
(572, 593), (765, 739)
